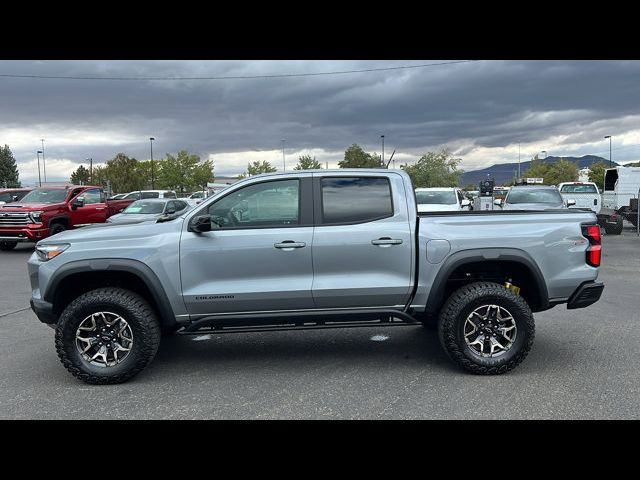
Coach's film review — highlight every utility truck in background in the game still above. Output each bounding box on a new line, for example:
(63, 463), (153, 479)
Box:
(598, 166), (640, 233)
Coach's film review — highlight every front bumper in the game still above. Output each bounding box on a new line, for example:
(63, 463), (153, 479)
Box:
(0, 226), (48, 242)
(567, 281), (605, 309)
(30, 297), (58, 324)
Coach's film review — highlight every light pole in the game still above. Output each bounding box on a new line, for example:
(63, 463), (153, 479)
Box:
(518, 142), (521, 178)
(36, 151), (42, 187)
(150, 137), (155, 189)
(281, 139), (286, 171)
(86, 158), (93, 184)
(604, 136), (612, 167)
(381, 135), (385, 167)
(41, 139), (46, 182)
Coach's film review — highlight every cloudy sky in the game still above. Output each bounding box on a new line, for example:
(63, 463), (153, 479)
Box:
(1, 60), (639, 185)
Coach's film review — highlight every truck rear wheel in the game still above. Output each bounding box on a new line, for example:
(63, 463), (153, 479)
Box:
(604, 216), (623, 235)
(438, 282), (535, 375)
(0, 241), (17, 251)
(55, 287), (161, 384)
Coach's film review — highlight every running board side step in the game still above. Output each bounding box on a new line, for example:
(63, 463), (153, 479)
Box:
(179, 309), (419, 335)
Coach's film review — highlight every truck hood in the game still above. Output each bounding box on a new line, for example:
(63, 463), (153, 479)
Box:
(417, 204), (460, 212)
(0, 202), (55, 211)
(38, 217), (184, 244)
(107, 213), (164, 224)
(501, 203), (565, 210)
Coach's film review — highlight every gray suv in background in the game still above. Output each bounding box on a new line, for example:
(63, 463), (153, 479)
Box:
(496, 185), (573, 210)
(28, 170), (603, 384)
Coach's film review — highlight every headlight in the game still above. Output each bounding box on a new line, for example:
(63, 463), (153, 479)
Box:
(35, 244), (70, 262)
(29, 211), (43, 223)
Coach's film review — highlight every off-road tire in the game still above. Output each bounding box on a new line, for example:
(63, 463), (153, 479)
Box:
(55, 287), (161, 384)
(438, 282), (535, 375)
(604, 216), (623, 235)
(0, 241), (17, 251)
(49, 223), (67, 236)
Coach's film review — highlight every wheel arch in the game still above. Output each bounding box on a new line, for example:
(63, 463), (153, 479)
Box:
(44, 259), (177, 328)
(424, 248), (549, 315)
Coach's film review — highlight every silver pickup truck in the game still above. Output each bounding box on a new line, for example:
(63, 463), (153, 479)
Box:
(28, 170), (604, 384)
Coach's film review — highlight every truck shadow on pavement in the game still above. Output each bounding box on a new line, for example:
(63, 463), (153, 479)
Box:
(151, 327), (456, 374)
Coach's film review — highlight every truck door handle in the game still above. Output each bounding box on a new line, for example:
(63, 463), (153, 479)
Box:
(371, 237), (403, 246)
(95, 207), (105, 211)
(274, 241), (306, 249)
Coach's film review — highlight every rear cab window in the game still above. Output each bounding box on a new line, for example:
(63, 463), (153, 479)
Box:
(560, 184), (598, 193)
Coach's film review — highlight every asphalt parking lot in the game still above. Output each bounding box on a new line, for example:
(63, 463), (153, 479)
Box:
(1, 223), (639, 419)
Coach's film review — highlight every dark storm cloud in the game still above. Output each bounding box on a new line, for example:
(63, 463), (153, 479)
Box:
(1, 59), (639, 181)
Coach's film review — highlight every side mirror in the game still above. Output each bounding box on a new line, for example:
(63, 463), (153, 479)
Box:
(71, 197), (85, 210)
(493, 198), (503, 206)
(567, 199), (576, 207)
(461, 199), (471, 207)
(189, 215), (212, 233)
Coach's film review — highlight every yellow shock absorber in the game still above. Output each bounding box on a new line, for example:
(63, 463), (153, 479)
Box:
(504, 279), (521, 295)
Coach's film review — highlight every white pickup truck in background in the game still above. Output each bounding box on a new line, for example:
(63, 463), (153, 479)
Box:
(558, 182), (601, 215)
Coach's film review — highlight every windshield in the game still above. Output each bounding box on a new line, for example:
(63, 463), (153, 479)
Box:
(416, 190), (457, 204)
(560, 184), (598, 193)
(506, 189), (563, 205)
(123, 201), (165, 214)
(0, 192), (17, 203)
(19, 189), (69, 204)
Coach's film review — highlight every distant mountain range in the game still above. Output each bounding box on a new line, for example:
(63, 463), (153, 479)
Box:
(460, 155), (617, 187)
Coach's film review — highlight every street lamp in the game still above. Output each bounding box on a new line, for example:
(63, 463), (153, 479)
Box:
(86, 158), (93, 184)
(381, 135), (385, 168)
(41, 139), (46, 182)
(150, 137), (155, 189)
(281, 139), (286, 171)
(36, 151), (43, 187)
(604, 136), (612, 167)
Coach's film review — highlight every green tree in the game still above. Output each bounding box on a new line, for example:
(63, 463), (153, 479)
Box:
(135, 160), (154, 190)
(588, 160), (608, 190)
(294, 155), (322, 170)
(192, 159), (214, 190)
(338, 144), (383, 168)
(158, 150), (202, 193)
(104, 153), (144, 193)
(245, 160), (277, 176)
(0, 145), (20, 188)
(546, 158), (579, 185)
(70, 165), (91, 185)
(522, 154), (551, 181)
(91, 166), (107, 186)
(401, 149), (463, 188)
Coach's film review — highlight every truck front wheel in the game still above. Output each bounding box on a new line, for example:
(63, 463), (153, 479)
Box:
(55, 287), (161, 384)
(49, 223), (67, 236)
(0, 241), (17, 251)
(438, 282), (535, 375)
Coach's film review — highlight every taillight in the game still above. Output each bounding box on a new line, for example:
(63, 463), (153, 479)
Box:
(582, 224), (601, 267)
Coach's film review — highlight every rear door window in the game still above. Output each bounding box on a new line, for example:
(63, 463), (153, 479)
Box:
(321, 177), (393, 224)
